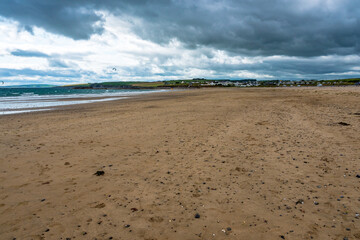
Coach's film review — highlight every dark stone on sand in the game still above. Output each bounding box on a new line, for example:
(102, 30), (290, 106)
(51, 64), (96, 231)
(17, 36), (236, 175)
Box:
(338, 122), (350, 126)
(356, 174), (360, 178)
(295, 199), (304, 205)
(195, 213), (200, 219)
(280, 235), (285, 239)
(94, 171), (105, 176)
(64, 162), (70, 165)
(94, 203), (106, 208)
(131, 208), (138, 212)
(314, 201), (319, 205)
(41, 199), (46, 202)
(45, 229), (49, 232)
(226, 227), (232, 231)
(124, 224), (131, 228)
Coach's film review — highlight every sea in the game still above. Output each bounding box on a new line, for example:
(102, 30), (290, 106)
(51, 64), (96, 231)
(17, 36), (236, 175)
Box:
(0, 88), (163, 115)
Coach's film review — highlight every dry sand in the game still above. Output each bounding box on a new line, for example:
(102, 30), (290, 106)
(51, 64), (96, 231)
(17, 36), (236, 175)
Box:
(0, 87), (359, 240)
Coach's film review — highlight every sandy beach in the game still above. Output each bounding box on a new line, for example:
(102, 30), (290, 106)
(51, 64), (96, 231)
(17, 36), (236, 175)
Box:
(0, 87), (359, 240)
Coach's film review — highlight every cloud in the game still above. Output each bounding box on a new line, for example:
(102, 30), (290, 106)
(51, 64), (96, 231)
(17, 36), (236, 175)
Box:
(0, 0), (105, 40)
(1, 0), (359, 57)
(0, 68), (82, 78)
(48, 59), (70, 68)
(11, 49), (49, 58)
(0, 1), (359, 84)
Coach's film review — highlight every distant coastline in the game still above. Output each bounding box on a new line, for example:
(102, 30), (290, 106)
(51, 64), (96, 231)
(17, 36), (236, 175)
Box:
(2, 78), (359, 90)
(66, 78), (360, 89)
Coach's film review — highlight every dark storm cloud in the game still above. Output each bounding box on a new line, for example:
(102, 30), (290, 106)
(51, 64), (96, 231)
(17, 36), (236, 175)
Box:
(1, 0), (360, 57)
(0, 0), (105, 40)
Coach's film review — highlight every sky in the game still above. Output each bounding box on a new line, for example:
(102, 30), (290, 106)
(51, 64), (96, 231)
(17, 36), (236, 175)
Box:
(0, 0), (359, 85)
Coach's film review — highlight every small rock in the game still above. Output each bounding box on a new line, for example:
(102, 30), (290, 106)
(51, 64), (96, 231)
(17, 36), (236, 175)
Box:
(338, 122), (350, 126)
(124, 224), (130, 228)
(314, 201), (319, 205)
(195, 213), (200, 219)
(93, 203), (105, 208)
(94, 171), (105, 176)
(295, 199), (304, 205)
(280, 235), (285, 239)
(356, 174), (360, 178)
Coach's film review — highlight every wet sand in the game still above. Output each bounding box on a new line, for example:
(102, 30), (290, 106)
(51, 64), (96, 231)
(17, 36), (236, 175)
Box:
(0, 87), (359, 240)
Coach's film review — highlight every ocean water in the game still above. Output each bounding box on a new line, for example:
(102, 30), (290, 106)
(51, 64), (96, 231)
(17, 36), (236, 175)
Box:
(0, 88), (163, 115)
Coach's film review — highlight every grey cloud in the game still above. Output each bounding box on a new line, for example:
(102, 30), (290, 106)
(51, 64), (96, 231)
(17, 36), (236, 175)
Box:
(127, 0), (360, 57)
(10, 49), (77, 69)
(48, 59), (70, 68)
(150, 53), (360, 80)
(0, 68), (82, 78)
(1, 0), (360, 57)
(11, 49), (49, 58)
(0, 0), (104, 40)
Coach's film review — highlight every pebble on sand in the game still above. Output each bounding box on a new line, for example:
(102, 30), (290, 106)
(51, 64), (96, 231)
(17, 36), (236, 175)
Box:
(94, 171), (105, 176)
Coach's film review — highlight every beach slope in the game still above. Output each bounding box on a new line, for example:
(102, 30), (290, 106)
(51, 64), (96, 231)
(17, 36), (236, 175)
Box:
(0, 87), (359, 239)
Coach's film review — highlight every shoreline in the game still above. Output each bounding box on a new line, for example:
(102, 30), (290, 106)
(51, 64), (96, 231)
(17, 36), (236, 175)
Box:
(1, 85), (358, 116)
(0, 89), (171, 115)
(1, 87), (359, 239)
